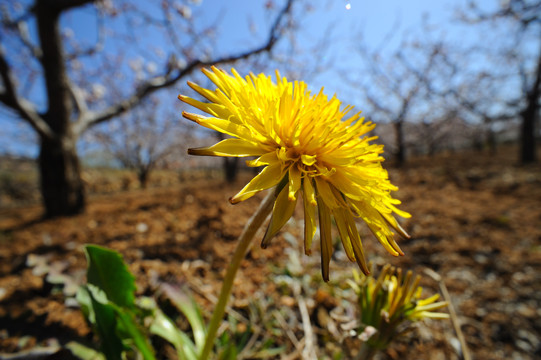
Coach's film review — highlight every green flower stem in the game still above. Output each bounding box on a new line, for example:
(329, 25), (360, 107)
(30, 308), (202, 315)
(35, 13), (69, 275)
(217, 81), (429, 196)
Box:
(199, 190), (275, 360)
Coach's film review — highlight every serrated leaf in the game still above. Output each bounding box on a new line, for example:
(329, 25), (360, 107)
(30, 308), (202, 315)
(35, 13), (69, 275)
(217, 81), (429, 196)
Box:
(85, 245), (136, 308)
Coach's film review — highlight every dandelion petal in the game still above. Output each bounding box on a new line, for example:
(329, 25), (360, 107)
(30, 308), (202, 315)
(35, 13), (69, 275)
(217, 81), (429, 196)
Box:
(230, 163), (286, 204)
(261, 185), (297, 248)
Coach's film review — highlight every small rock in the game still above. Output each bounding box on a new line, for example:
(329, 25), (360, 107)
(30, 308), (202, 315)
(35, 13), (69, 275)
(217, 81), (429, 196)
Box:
(517, 329), (540, 348)
(515, 339), (532, 352)
(516, 304), (536, 318)
(42, 233), (52, 246)
(474, 253), (488, 264)
(475, 307), (487, 317)
(280, 295), (296, 307)
(65, 297), (80, 308)
(449, 337), (462, 357)
(358, 326), (377, 341)
(447, 269), (477, 285)
(511, 351), (528, 360)
(136, 222), (148, 233)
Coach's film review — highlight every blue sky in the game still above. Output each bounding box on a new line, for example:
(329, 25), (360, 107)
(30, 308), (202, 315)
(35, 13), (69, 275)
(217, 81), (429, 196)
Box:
(0, 0), (515, 157)
(196, 0), (470, 89)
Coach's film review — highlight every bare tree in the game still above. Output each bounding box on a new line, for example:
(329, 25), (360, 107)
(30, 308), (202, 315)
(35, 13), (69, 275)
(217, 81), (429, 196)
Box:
(0, 0), (296, 217)
(460, 0), (541, 163)
(352, 40), (445, 166)
(442, 69), (518, 154)
(90, 96), (181, 188)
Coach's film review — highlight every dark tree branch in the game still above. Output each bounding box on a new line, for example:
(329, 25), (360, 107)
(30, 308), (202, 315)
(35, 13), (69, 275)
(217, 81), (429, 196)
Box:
(0, 4), (35, 26)
(448, 86), (517, 122)
(494, 0), (541, 28)
(0, 45), (55, 140)
(397, 45), (442, 95)
(73, 0), (294, 136)
(36, 0), (73, 135)
(65, 11), (105, 61)
(463, 0), (541, 28)
(361, 49), (425, 121)
(1, 5), (43, 60)
(42, 0), (95, 13)
(161, 1), (187, 54)
(15, 20), (43, 59)
(68, 79), (88, 121)
(365, 93), (393, 116)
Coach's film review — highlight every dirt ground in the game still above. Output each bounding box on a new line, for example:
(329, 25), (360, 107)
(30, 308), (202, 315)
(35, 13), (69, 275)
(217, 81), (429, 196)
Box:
(0, 147), (540, 359)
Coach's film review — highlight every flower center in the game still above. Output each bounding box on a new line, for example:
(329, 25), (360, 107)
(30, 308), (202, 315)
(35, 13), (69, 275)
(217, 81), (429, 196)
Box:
(276, 146), (325, 178)
(278, 147), (318, 167)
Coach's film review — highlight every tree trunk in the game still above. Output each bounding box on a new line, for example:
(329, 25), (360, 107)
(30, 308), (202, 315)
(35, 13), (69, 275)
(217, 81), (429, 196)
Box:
(520, 49), (541, 164)
(520, 107), (537, 163)
(487, 126), (497, 156)
(36, 1), (86, 217)
(138, 168), (149, 189)
(428, 140), (436, 157)
(39, 136), (85, 217)
(216, 133), (240, 182)
(394, 120), (405, 166)
(224, 157), (239, 183)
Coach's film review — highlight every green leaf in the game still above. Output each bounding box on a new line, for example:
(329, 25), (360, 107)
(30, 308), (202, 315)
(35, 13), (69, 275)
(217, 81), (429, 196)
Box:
(252, 346), (286, 359)
(149, 308), (199, 360)
(161, 284), (207, 350)
(115, 308), (156, 360)
(87, 285), (125, 360)
(76, 286), (94, 325)
(218, 342), (238, 360)
(86, 284), (156, 360)
(82, 246), (155, 360)
(65, 341), (106, 360)
(85, 244), (136, 308)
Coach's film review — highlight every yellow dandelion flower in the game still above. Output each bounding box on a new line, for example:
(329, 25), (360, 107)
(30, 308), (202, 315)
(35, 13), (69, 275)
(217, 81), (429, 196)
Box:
(179, 67), (411, 281)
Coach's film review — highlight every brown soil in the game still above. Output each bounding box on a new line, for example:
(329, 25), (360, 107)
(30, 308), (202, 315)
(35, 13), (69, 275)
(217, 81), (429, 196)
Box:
(0, 147), (540, 359)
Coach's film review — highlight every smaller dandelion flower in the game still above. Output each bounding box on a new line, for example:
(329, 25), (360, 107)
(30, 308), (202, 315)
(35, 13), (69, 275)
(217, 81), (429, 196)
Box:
(179, 67), (411, 281)
(348, 265), (449, 351)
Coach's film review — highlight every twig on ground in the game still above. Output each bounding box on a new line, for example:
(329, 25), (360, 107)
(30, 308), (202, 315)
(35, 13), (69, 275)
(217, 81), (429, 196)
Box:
(0, 346), (61, 360)
(237, 330), (261, 360)
(185, 273), (252, 325)
(274, 309), (301, 350)
(280, 338), (305, 360)
(294, 282), (318, 359)
(424, 268), (471, 360)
